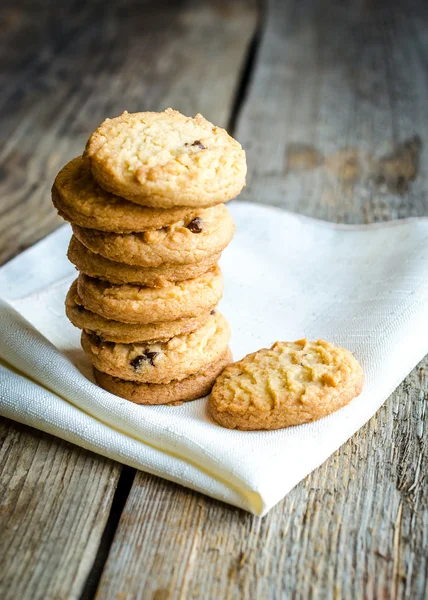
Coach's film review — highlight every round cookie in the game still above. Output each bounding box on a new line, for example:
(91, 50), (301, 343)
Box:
(68, 236), (221, 286)
(71, 204), (234, 267)
(83, 108), (247, 208)
(93, 348), (232, 405)
(65, 280), (212, 343)
(52, 156), (201, 232)
(209, 339), (364, 431)
(81, 312), (230, 384)
(77, 266), (223, 324)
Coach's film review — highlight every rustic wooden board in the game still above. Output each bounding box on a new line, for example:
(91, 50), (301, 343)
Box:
(0, 0), (257, 264)
(238, 0), (428, 222)
(96, 1), (428, 598)
(0, 1), (257, 598)
(0, 420), (120, 600)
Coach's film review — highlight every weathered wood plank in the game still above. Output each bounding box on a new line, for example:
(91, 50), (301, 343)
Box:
(0, 0), (257, 265)
(96, 1), (428, 598)
(0, 1), (258, 598)
(0, 420), (120, 600)
(238, 0), (428, 223)
(95, 369), (428, 600)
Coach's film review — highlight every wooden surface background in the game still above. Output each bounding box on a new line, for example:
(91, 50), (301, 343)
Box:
(1, 0), (427, 598)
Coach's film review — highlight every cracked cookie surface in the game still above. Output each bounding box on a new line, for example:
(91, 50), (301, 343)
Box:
(52, 156), (200, 232)
(93, 348), (232, 405)
(83, 108), (247, 208)
(77, 266), (223, 324)
(82, 311), (230, 384)
(68, 236), (220, 286)
(66, 280), (212, 343)
(72, 204), (234, 267)
(209, 339), (364, 430)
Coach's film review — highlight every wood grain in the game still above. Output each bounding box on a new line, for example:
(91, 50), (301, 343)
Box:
(0, 0), (257, 265)
(95, 367), (428, 600)
(0, 1), (257, 599)
(0, 420), (120, 600)
(238, 0), (428, 223)
(96, 1), (428, 599)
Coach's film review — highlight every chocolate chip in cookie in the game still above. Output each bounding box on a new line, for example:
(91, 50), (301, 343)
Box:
(187, 217), (203, 233)
(185, 140), (206, 150)
(72, 203), (233, 266)
(83, 109), (246, 208)
(130, 351), (159, 370)
(80, 312), (230, 384)
(93, 348), (233, 405)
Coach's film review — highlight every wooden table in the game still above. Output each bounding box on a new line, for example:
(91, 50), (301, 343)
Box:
(1, 1), (427, 598)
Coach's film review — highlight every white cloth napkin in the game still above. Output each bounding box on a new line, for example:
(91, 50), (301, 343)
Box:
(1, 202), (428, 516)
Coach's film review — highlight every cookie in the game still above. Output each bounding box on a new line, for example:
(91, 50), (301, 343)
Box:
(93, 348), (232, 405)
(65, 280), (212, 343)
(83, 108), (247, 208)
(52, 156), (201, 232)
(209, 339), (364, 430)
(71, 204), (234, 267)
(81, 311), (230, 384)
(77, 266), (223, 324)
(68, 236), (220, 286)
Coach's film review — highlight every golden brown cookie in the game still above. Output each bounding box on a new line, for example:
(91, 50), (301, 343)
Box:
(93, 348), (232, 405)
(68, 236), (220, 286)
(71, 204), (234, 267)
(81, 312), (230, 384)
(52, 156), (202, 232)
(65, 280), (213, 343)
(77, 266), (223, 324)
(83, 109), (247, 208)
(209, 339), (364, 430)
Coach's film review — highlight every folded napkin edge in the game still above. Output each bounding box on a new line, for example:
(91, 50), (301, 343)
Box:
(0, 357), (266, 515)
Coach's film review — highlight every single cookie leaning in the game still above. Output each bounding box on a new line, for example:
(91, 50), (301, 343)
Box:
(72, 204), (234, 267)
(209, 339), (364, 431)
(83, 108), (247, 208)
(52, 156), (202, 232)
(93, 348), (232, 405)
(68, 236), (220, 286)
(77, 266), (223, 324)
(81, 312), (230, 384)
(65, 280), (212, 343)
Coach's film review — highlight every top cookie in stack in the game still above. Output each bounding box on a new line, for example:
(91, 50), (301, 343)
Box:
(53, 108), (246, 405)
(83, 109), (246, 207)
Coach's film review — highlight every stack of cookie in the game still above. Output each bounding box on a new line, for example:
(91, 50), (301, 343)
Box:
(52, 109), (246, 405)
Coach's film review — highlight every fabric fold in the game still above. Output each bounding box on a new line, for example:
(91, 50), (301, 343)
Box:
(0, 364), (262, 513)
(0, 300), (264, 513)
(1, 202), (428, 515)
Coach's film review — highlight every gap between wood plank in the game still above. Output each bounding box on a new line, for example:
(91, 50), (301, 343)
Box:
(77, 7), (264, 599)
(228, 0), (265, 134)
(79, 466), (135, 600)
(91, 1), (428, 598)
